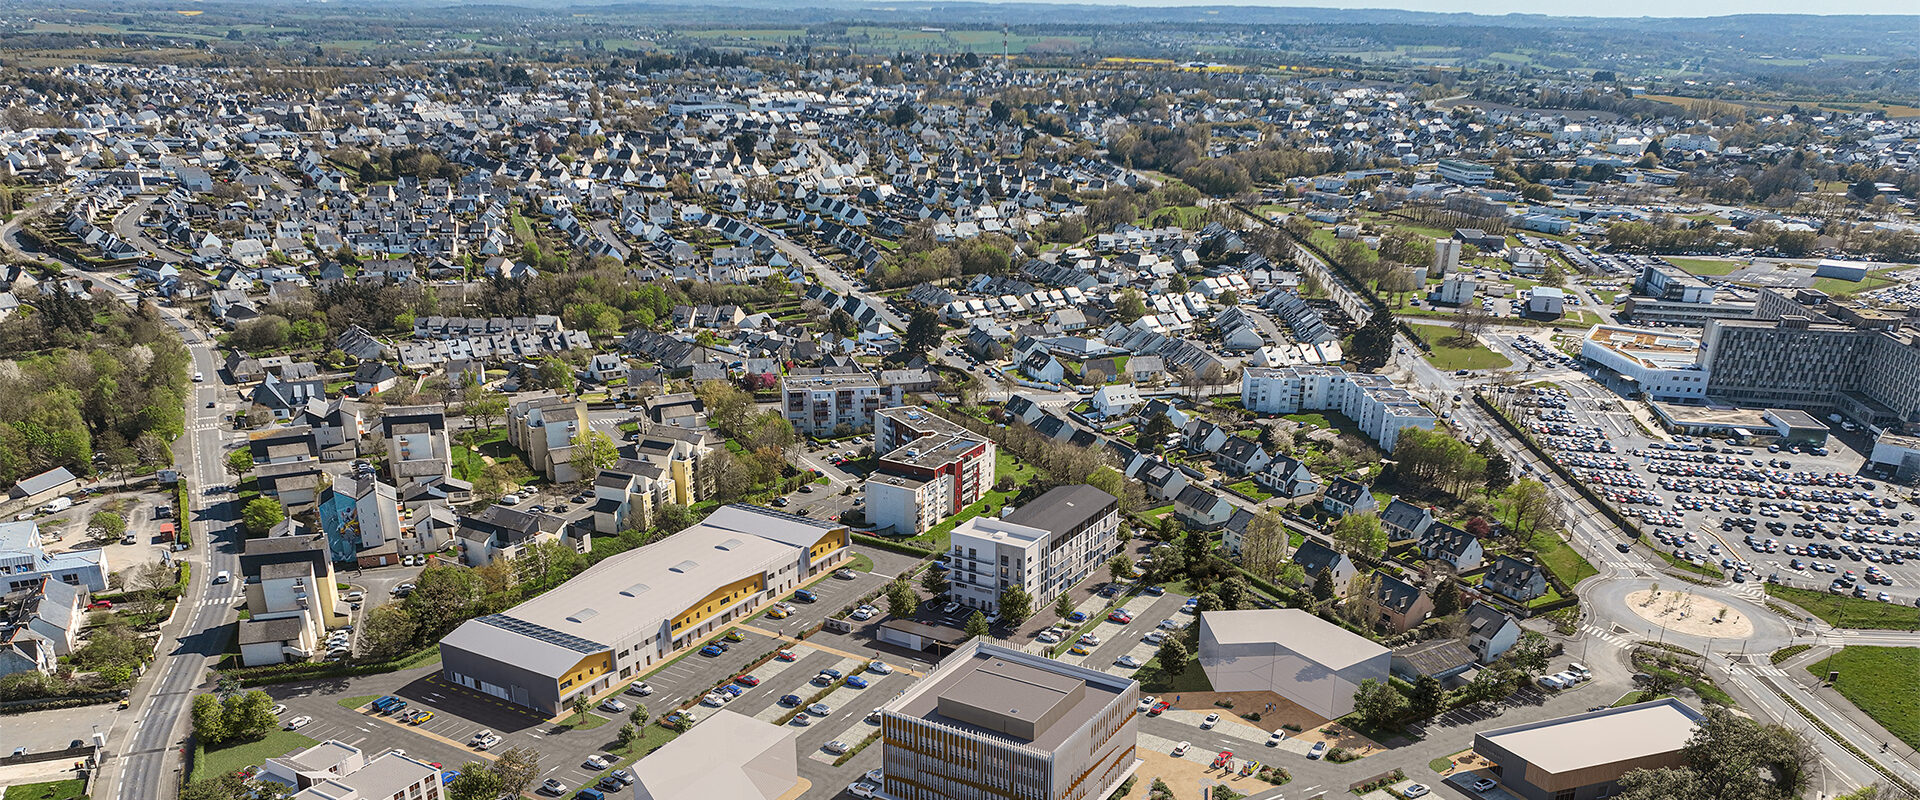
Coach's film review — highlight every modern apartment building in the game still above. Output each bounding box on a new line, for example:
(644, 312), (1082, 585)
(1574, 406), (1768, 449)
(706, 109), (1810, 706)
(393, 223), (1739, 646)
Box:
(439, 505), (848, 715)
(781, 371), (905, 436)
(866, 407), (997, 535)
(879, 640), (1141, 800)
(507, 394), (592, 483)
(1436, 158), (1493, 186)
(379, 406), (455, 488)
(946, 485), (1118, 615)
(1241, 366), (1436, 451)
(236, 529), (346, 666)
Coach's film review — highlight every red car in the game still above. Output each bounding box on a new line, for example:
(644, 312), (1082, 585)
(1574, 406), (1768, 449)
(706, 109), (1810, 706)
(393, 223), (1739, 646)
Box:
(1149, 701), (1170, 716)
(88, 600), (113, 610)
(735, 674), (761, 687)
(775, 649), (798, 662)
(1107, 611), (1132, 624)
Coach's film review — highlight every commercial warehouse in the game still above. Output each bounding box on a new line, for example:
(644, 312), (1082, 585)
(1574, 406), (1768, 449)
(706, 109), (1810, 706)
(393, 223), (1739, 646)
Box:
(1197, 608), (1389, 720)
(438, 504), (849, 715)
(1473, 698), (1703, 800)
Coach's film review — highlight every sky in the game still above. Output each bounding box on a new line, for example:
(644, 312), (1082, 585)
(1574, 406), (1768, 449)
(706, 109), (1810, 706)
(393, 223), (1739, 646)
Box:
(959, 0), (1920, 17)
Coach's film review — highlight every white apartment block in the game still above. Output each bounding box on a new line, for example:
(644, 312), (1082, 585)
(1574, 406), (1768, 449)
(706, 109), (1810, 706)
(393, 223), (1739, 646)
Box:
(1241, 366), (1436, 451)
(947, 485), (1119, 614)
(781, 372), (905, 436)
(866, 407), (997, 536)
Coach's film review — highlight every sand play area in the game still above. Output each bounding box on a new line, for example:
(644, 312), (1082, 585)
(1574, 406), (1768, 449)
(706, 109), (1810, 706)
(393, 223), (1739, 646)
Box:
(1625, 588), (1754, 638)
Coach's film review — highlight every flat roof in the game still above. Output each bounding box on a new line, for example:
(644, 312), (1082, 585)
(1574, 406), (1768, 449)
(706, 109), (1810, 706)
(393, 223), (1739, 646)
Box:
(629, 709), (796, 800)
(1479, 698), (1702, 774)
(1001, 484), (1116, 536)
(1202, 608), (1388, 670)
(1585, 325), (1702, 371)
(888, 641), (1133, 753)
(878, 432), (986, 470)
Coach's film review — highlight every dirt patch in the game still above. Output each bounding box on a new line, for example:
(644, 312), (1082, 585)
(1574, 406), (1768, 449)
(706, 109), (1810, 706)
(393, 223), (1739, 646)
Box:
(1436, 748), (1494, 777)
(1300, 721), (1389, 757)
(1626, 588), (1753, 638)
(1159, 690), (1328, 733)
(1133, 749), (1272, 800)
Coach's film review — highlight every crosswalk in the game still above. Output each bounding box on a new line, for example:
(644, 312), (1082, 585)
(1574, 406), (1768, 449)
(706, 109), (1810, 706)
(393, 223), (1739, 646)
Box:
(1728, 581), (1767, 601)
(1579, 623), (1635, 651)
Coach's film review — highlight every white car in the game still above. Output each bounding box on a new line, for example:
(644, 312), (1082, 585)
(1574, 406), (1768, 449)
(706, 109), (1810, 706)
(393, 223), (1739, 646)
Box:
(1037, 630), (1062, 644)
(1470, 778), (1498, 793)
(868, 660), (893, 675)
(1137, 696), (1156, 713)
(1403, 785), (1430, 798)
(849, 606), (875, 621)
(849, 781), (879, 798)
(582, 755), (608, 770)
(599, 698), (627, 713)
(1172, 741), (1191, 757)
(285, 715), (311, 730)
(269, 704), (287, 716)
(1266, 731), (1286, 746)
(1077, 633), (1101, 646)
(701, 693), (728, 707)
(1536, 674), (1566, 690)
(1201, 713), (1220, 729)
(1143, 630), (1167, 644)
(1158, 618), (1181, 630)
(1116, 655), (1143, 668)
(499, 494), (522, 505)
(823, 740), (851, 755)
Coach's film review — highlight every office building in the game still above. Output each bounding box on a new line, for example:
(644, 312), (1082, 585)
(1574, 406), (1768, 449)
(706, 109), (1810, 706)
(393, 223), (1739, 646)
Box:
(507, 394), (592, 483)
(1241, 366), (1436, 451)
(630, 710), (799, 800)
(879, 640), (1140, 800)
(258, 739), (443, 800)
(0, 520), (108, 593)
(1579, 325), (1709, 402)
(439, 505), (848, 715)
(781, 371), (905, 436)
(946, 485), (1119, 615)
(1473, 699), (1704, 800)
(1197, 608), (1389, 719)
(1437, 159), (1493, 186)
(1699, 314), (1920, 427)
(866, 407), (997, 536)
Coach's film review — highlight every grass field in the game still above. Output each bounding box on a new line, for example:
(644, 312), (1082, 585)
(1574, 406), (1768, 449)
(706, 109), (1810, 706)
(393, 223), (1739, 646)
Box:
(192, 730), (318, 783)
(1810, 269), (1904, 297)
(1664, 258), (1740, 276)
(1531, 530), (1598, 586)
(1809, 646), (1920, 750)
(1409, 324), (1514, 371)
(1767, 584), (1920, 630)
(4, 779), (87, 800)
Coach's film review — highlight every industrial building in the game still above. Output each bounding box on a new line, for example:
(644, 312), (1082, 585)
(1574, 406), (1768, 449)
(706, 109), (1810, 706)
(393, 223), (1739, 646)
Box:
(629, 710), (799, 800)
(1197, 608), (1390, 720)
(1473, 699), (1704, 800)
(439, 504), (848, 715)
(879, 640), (1141, 800)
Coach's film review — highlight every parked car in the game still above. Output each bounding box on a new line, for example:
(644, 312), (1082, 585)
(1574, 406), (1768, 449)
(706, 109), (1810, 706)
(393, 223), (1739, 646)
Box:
(1308, 742), (1328, 759)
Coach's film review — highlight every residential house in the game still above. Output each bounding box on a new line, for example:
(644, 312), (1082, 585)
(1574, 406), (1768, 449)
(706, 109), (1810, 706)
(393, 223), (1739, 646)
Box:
(1321, 477), (1378, 517)
(1213, 437), (1271, 478)
(1371, 573), (1433, 633)
(1254, 455), (1318, 499)
(1419, 522), (1485, 571)
(1483, 555), (1549, 603)
(1379, 498), (1436, 543)
(1290, 538), (1357, 597)
(1463, 601), (1521, 664)
(1173, 485), (1235, 530)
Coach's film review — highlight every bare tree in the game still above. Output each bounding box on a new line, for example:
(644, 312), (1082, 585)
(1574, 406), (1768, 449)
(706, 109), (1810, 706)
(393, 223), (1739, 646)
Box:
(1238, 510), (1292, 579)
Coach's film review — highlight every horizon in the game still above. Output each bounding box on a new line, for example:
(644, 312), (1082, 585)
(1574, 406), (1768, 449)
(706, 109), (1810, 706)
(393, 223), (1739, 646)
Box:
(727, 0), (1920, 18)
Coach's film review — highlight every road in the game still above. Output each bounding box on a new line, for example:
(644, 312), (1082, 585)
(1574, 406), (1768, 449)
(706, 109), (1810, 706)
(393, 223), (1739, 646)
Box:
(111, 197), (188, 262)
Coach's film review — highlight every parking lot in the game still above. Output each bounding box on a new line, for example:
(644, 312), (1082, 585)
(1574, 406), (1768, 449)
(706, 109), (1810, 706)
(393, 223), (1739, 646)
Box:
(1501, 377), (1920, 606)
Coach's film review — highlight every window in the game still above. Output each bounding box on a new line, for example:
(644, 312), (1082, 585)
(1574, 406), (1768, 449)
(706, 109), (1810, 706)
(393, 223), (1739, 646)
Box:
(1553, 791), (1575, 800)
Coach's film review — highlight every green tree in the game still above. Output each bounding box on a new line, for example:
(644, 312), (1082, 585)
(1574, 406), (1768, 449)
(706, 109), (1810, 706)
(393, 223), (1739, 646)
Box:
(1483, 449), (1513, 495)
(1107, 554), (1135, 583)
(491, 747), (542, 797)
(1409, 675), (1445, 721)
(88, 510), (126, 541)
(224, 690), (279, 742)
(569, 692), (592, 725)
(225, 448), (253, 478)
(1155, 636), (1190, 674)
(615, 723), (637, 748)
(920, 567), (949, 596)
(1500, 631), (1553, 677)
(1055, 593), (1075, 619)
(568, 429), (620, 478)
(652, 502), (695, 534)
(1348, 310), (1396, 372)
(241, 497), (286, 535)
(191, 692), (228, 746)
(1195, 591), (1222, 614)
(886, 577), (919, 618)
(1332, 512), (1388, 558)
(447, 762), (504, 800)
(1113, 290), (1147, 324)
(998, 586), (1033, 625)
(628, 704), (649, 731)
(904, 307), (942, 356)
(1351, 678), (1407, 729)
(1430, 579), (1461, 617)
(1311, 568), (1336, 602)
(964, 610), (990, 638)
(1181, 528), (1211, 567)
(356, 604), (419, 661)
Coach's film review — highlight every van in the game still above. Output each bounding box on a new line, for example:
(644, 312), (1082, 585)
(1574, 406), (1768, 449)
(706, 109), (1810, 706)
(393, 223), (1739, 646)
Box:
(39, 497), (72, 514)
(1568, 663), (1591, 680)
(214, 570), (231, 584)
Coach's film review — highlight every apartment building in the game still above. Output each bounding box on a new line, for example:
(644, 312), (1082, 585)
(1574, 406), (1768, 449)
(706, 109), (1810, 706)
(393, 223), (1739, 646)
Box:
(1241, 366), (1436, 451)
(314, 475), (401, 564)
(946, 485), (1119, 615)
(879, 640), (1141, 800)
(258, 739), (443, 800)
(1436, 158), (1493, 186)
(440, 505), (848, 715)
(236, 529), (346, 666)
(379, 406), (454, 487)
(507, 395), (592, 483)
(866, 407), (997, 536)
(781, 371), (904, 436)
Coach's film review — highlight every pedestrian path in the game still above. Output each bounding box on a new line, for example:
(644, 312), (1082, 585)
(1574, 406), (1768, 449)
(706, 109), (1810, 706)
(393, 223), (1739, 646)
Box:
(1579, 623), (1635, 651)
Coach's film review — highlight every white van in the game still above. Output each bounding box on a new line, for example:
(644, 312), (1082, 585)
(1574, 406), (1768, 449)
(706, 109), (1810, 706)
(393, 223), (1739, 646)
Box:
(1568, 662), (1591, 680)
(39, 497), (72, 514)
(214, 570), (231, 584)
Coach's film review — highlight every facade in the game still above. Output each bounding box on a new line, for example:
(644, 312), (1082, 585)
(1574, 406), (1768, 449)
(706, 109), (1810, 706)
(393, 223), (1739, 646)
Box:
(0, 578), (84, 677)
(8, 467), (77, 506)
(314, 476), (401, 564)
(1580, 326), (1709, 402)
(237, 529), (346, 666)
(781, 372), (904, 436)
(0, 520), (108, 593)
(1432, 238), (1461, 276)
(866, 407), (997, 536)
(1242, 366), (1436, 452)
(946, 485), (1120, 615)
(630, 709), (799, 800)
(439, 505), (848, 715)
(1198, 609), (1390, 720)
(507, 395), (592, 483)
(259, 739), (443, 800)
(1437, 158), (1493, 186)
(380, 406), (453, 486)
(1699, 315), (1920, 428)
(1474, 699), (1704, 800)
(879, 640), (1141, 800)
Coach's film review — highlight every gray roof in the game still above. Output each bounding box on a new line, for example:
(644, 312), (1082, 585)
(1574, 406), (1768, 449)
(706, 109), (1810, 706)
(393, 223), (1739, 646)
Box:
(1479, 699), (1703, 775)
(13, 467), (76, 497)
(1001, 484), (1116, 536)
(237, 616), (308, 645)
(1392, 638), (1476, 676)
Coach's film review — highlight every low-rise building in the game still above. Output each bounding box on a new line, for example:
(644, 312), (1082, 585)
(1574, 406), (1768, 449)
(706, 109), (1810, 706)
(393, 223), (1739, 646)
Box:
(1198, 608), (1390, 719)
(1580, 325), (1709, 402)
(507, 395), (592, 483)
(781, 371), (904, 436)
(865, 408), (996, 536)
(0, 520), (108, 593)
(1473, 699), (1705, 800)
(236, 528), (346, 666)
(258, 739), (443, 800)
(629, 710), (799, 800)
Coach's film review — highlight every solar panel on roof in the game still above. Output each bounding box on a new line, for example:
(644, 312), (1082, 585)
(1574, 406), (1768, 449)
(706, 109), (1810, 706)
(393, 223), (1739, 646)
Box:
(476, 614), (605, 654)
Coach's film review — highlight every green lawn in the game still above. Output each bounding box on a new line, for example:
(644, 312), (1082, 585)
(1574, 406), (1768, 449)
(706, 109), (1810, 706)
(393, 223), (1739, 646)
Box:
(1665, 257), (1740, 276)
(1283, 412), (1332, 430)
(1810, 270), (1903, 297)
(1767, 585), (1920, 631)
(1133, 655), (1215, 694)
(557, 711), (610, 732)
(335, 694), (380, 710)
(1227, 479), (1274, 502)
(1409, 324), (1514, 372)
(1531, 530), (1598, 586)
(998, 450), (1036, 487)
(1810, 646), (1920, 750)
(192, 730), (319, 783)
(4, 779), (87, 800)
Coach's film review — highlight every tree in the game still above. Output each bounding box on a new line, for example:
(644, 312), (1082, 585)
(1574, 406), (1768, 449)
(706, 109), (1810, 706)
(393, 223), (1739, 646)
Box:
(1430, 578), (1461, 617)
(447, 762), (504, 800)
(615, 723), (637, 748)
(491, 747), (541, 797)
(1181, 528), (1211, 567)
(1409, 675), (1445, 721)
(904, 307), (941, 356)
(88, 511), (126, 541)
(356, 604), (419, 661)
(886, 577), (919, 618)
(1194, 591), (1222, 614)
(569, 692), (592, 725)
(1351, 678), (1407, 729)
(1055, 593), (1076, 619)
(1086, 466), (1127, 505)
(1348, 310), (1396, 372)
(241, 498), (286, 536)
(1155, 636), (1190, 674)
(1239, 511), (1291, 578)
(964, 610), (990, 639)
(224, 690), (279, 742)
(1311, 568), (1336, 602)
(1217, 577), (1250, 611)
(920, 568), (949, 596)
(1113, 290), (1147, 324)
(191, 693), (228, 745)
(1507, 479), (1555, 537)
(652, 503), (695, 534)
(1332, 512), (1388, 558)
(568, 429), (619, 478)
(999, 586), (1033, 625)
(1500, 631), (1552, 677)
(225, 448), (253, 478)
(1107, 554), (1135, 583)
(1483, 449), (1513, 494)
(1618, 705), (1814, 800)
(465, 387), (507, 433)
(629, 704), (649, 731)
(1463, 667), (1512, 705)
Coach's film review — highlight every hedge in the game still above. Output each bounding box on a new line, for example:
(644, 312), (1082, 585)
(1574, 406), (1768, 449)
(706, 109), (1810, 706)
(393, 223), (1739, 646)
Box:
(0, 693), (121, 715)
(174, 481), (192, 547)
(220, 645), (441, 687)
(850, 533), (935, 557)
